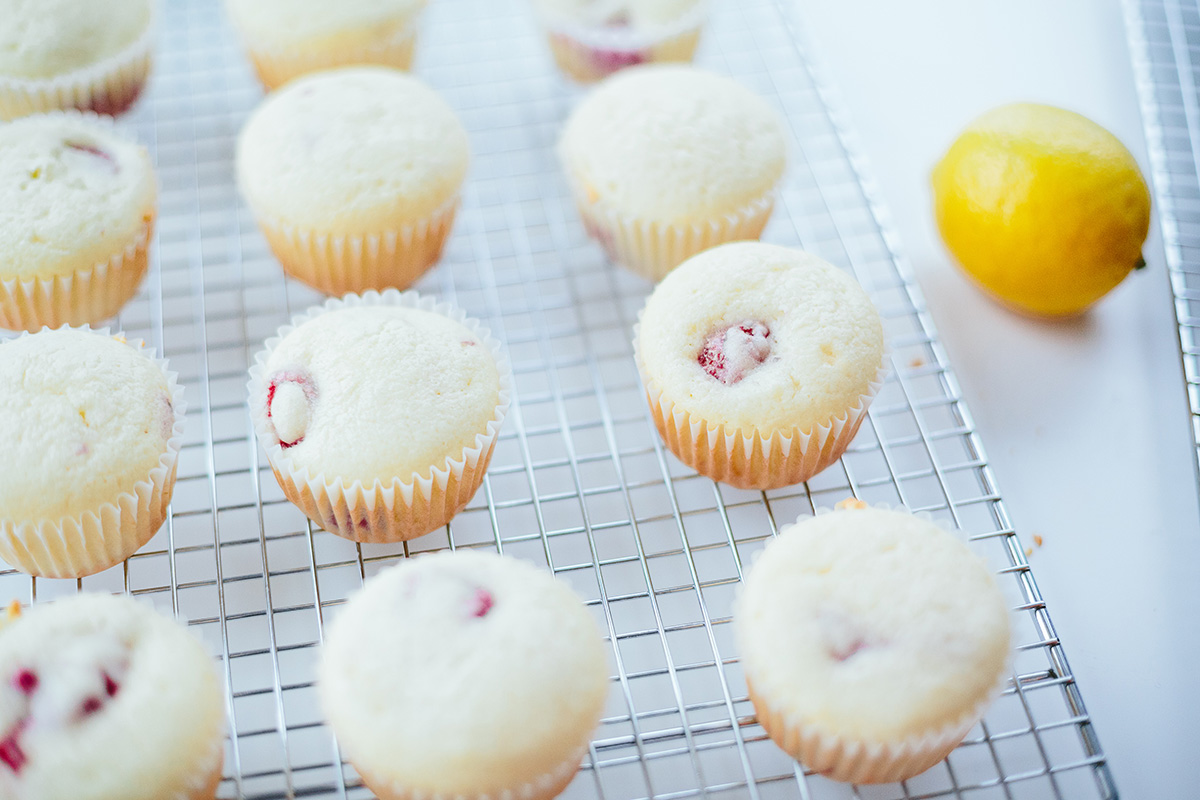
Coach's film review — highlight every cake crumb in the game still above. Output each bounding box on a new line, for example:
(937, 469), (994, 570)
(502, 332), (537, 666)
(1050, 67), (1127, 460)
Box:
(1024, 547), (1033, 557)
(1033, 534), (1044, 547)
(835, 497), (869, 511)
(909, 356), (925, 368)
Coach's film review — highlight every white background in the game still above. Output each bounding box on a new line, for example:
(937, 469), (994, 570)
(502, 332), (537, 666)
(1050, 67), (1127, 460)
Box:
(788, 0), (1200, 796)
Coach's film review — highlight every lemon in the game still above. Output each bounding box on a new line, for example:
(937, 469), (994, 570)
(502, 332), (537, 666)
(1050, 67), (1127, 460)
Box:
(932, 103), (1150, 317)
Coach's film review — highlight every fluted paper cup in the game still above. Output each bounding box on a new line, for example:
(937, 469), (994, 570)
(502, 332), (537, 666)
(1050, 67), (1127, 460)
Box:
(541, 5), (705, 83)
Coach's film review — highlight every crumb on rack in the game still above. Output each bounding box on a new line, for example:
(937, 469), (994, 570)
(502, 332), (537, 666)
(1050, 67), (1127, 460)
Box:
(835, 497), (869, 510)
(1024, 547), (1033, 557)
(909, 356), (925, 368)
(1033, 534), (1044, 547)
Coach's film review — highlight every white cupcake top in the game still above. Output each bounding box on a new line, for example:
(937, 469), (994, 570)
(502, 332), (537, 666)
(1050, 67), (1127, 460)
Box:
(533, 0), (701, 28)
(236, 67), (469, 233)
(0, 330), (175, 523)
(637, 242), (884, 433)
(0, 0), (152, 80)
(736, 506), (1012, 741)
(260, 304), (501, 485)
(225, 0), (425, 49)
(319, 550), (609, 796)
(0, 115), (155, 280)
(0, 594), (225, 800)
(558, 65), (786, 220)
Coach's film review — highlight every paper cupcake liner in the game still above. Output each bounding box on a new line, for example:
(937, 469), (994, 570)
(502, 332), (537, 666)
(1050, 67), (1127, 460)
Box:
(0, 13), (155, 120)
(542, 5), (705, 83)
(242, 23), (418, 90)
(252, 197), (458, 296)
(354, 742), (588, 800)
(0, 213), (154, 333)
(176, 729), (226, 800)
(572, 185), (776, 283)
(633, 322), (886, 490)
(0, 327), (186, 579)
(739, 502), (1015, 784)
(247, 289), (512, 544)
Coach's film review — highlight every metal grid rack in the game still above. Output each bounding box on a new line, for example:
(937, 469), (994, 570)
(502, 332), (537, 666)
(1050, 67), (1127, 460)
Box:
(0, 1), (1114, 798)
(1123, 0), (1200, 485)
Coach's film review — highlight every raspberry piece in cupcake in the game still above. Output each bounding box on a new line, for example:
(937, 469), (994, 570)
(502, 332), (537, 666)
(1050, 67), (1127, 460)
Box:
(559, 65), (785, 280)
(0, 329), (184, 578)
(734, 505), (1012, 784)
(0, 594), (225, 800)
(636, 241), (885, 489)
(318, 550), (609, 800)
(0, 0), (154, 120)
(0, 115), (156, 331)
(249, 293), (511, 543)
(236, 67), (468, 295)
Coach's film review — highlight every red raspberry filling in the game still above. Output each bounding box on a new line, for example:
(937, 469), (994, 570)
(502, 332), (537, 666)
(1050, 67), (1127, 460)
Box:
(588, 45), (646, 74)
(266, 369), (318, 449)
(12, 670), (37, 695)
(64, 140), (118, 173)
(471, 588), (494, 618)
(0, 728), (25, 773)
(697, 321), (772, 385)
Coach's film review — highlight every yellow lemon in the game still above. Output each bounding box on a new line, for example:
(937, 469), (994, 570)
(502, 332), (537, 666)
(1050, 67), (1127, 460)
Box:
(932, 103), (1150, 317)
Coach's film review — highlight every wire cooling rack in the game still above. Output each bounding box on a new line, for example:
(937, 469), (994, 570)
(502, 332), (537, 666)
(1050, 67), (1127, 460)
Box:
(0, 1), (1115, 798)
(1123, 0), (1200, 487)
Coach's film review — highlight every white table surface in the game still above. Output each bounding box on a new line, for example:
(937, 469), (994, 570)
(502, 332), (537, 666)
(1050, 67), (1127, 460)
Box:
(787, 0), (1200, 796)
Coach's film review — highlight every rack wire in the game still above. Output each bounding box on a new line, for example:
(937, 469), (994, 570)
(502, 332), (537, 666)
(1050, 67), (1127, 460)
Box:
(1123, 0), (1200, 488)
(0, 0), (1114, 798)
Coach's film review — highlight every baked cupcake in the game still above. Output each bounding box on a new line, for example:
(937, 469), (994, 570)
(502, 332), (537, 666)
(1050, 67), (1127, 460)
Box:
(558, 64), (786, 281)
(635, 242), (884, 489)
(0, 0), (154, 120)
(533, 0), (706, 83)
(0, 328), (185, 579)
(735, 502), (1012, 784)
(319, 550), (609, 800)
(0, 594), (225, 799)
(0, 113), (157, 332)
(248, 290), (511, 543)
(236, 67), (468, 295)
(225, 0), (426, 90)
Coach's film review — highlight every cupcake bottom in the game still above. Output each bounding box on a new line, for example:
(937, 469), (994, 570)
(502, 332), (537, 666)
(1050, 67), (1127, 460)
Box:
(354, 743), (586, 800)
(545, 25), (701, 83)
(0, 218), (153, 333)
(573, 191), (775, 282)
(246, 27), (417, 90)
(267, 437), (497, 544)
(640, 369), (876, 490)
(0, 39), (152, 120)
(254, 202), (457, 296)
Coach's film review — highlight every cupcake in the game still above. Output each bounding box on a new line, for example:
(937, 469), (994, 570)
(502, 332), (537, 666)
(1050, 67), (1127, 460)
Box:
(533, 0), (706, 83)
(735, 502), (1012, 784)
(635, 242), (885, 489)
(0, 0), (154, 120)
(225, 0), (427, 90)
(319, 550), (609, 800)
(247, 290), (511, 543)
(0, 594), (225, 799)
(0, 328), (185, 579)
(0, 113), (157, 332)
(236, 67), (469, 295)
(558, 64), (786, 281)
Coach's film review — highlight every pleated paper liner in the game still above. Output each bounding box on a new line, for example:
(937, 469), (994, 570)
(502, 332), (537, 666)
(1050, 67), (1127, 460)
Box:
(738, 502), (1015, 784)
(572, 185), (776, 283)
(634, 324), (886, 490)
(251, 196), (458, 296)
(0, 13), (155, 120)
(542, 5), (706, 83)
(247, 289), (512, 544)
(240, 23), (419, 91)
(0, 327), (186, 579)
(353, 743), (588, 800)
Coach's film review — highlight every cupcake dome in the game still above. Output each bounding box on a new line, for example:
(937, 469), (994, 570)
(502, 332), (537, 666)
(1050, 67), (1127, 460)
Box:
(735, 505), (1012, 783)
(249, 292), (510, 542)
(559, 64), (785, 278)
(0, 0), (154, 119)
(236, 67), (469, 294)
(635, 241), (884, 488)
(226, 0), (426, 89)
(0, 329), (183, 578)
(0, 114), (156, 330)
(0, 594), (225, 800)
(319, 550), (609, 800)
